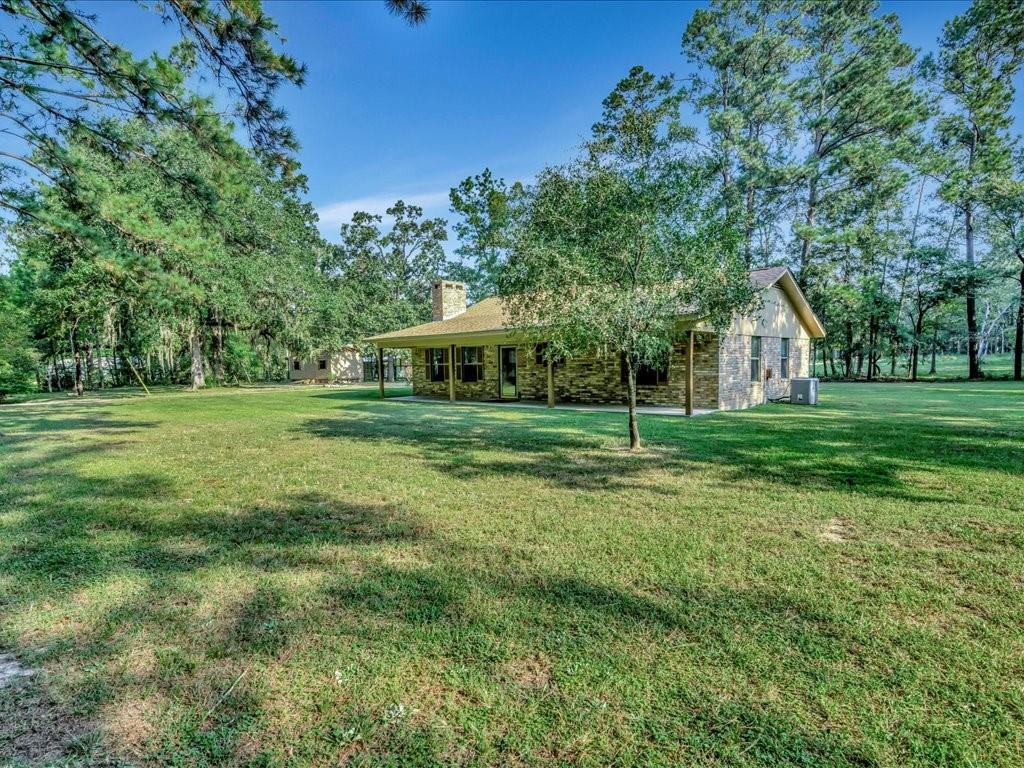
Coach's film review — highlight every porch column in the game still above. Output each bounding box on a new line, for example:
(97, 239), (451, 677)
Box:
(377, 347), (385, 400)
(448, 344), (456, 402)
(685, 330), (694, 417)
(546, 357), (555, 408)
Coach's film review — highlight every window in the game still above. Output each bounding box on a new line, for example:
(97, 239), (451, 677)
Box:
(318, 359), (327, 371)
(750, 336), (761, 381)
(427, 348), (449, 382)
(363, 356), (377, 382)
(621, 354), (668, 386)
(780, 338), (790, 379)
(458, 346), (483, 383)
(293, 359), (301, 371)
(535, 342), (563, 366)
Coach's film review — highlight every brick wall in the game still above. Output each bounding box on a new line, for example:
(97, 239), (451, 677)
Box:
(410, 333), (720, 409)
(717, 334), (812, 410)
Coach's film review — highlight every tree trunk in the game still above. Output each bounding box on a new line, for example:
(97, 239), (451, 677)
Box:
(799, 175), (817, 277)
(1014, 263), (1023, 381)
(74, 349), (84, 396)
(911, 315), (925, 382)
(964, 135), (981, 378)
(213, 323), (225, 386)
(85, 344), (94, 388)
(962, 199), (978, 376)
(625, 355), (640, 451)
(189, 331), (206, 390)
(929, 326), (938, 375)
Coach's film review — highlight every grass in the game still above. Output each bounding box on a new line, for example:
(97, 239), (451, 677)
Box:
(814, 352), (1018, 381)
(1, 382), (1022, 767)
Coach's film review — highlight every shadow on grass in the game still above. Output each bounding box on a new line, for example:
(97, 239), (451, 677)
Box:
(0, 388), (1016, 764)
(298, 394), (1024, 502)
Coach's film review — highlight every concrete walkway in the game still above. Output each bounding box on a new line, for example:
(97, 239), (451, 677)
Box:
(388, 395), (715, 417)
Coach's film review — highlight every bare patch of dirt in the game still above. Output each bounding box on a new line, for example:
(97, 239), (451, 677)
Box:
(0, 654), (112, 766)
(503, 654), (554, 690)
(820, 517), (854, 544)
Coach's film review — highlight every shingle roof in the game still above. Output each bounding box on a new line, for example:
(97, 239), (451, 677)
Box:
(749, 266), (788, 288)
(367, 296), (510, 342)
(368, 266), (824, 344)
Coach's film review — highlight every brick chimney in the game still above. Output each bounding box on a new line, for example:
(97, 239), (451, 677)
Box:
(431, 280), (467, 321)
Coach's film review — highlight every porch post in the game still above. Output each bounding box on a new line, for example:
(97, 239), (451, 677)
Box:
(685, 330), (694, 417)
(546, 356), (555, 407)
(448, 344), (456, 402)
(377, 347), (385, 400)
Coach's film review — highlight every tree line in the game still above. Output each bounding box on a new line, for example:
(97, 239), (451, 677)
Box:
(1, 0), (1022, 403)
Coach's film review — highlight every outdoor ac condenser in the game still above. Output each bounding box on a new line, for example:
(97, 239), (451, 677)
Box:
(790, 377), (819, 405)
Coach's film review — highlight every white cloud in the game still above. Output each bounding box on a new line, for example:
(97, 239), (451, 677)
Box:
(315, 190), (451, 238)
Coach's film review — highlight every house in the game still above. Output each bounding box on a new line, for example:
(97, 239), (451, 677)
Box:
(289, 348), (362, 384)
(367, 268), (825, 412)
(288, 348), (411, 384)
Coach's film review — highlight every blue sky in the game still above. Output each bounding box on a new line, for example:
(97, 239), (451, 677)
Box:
(56, 1), (1024, 242)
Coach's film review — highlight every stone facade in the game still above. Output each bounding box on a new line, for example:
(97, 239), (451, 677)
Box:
(410, 333), (721, 409)
(431, 281), (467, 321)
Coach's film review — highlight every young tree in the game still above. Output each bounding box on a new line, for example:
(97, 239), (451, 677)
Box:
(903, 246), (962, 380)
(924, 0), (1024, 378)
(501, 67), (753, 450)
(449, 169), (524, 301)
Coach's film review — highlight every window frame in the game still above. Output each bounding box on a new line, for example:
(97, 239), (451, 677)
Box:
(427, 348), (449, 382)
(458, 346), (483, 383)
(620, 353), (669, 387)
(780, 338), (790, 379)
(293, 359), (302, 371)
(318, 358), (328, 371)
(750, 336), (761, 382)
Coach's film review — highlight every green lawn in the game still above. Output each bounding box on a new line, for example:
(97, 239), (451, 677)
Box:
(814, 352), (1018, 381)
(1, 383), (1022, 767)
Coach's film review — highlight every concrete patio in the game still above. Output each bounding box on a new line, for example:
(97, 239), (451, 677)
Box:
(388, 395), (716, 417)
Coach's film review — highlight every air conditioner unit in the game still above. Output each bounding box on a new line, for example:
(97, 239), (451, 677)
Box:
(790, 377), (819, 405)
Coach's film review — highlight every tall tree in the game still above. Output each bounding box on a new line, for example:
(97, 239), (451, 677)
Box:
(12, 118), (325, 391)
(984, 158), (1024, 380)
(791, 0), (924, 281)
(682, 0), (799, 266)
(449, 169), (523, 301)
(924, 0), (1024, 379)
(327, 201), (449, 341)
(501, 67), (753, 450)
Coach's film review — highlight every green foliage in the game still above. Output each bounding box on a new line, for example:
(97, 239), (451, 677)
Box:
(325, 200), (449, 347)
(0, 274), (37, 400)
(449, 169), (524, 301)
(0, 0), (307, 212)
(502, 66), (753, 446)
(10, 117), (326, 389)
(683, 0), (800, 265)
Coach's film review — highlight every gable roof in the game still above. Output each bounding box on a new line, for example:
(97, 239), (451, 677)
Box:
(368, 267), (824, 346)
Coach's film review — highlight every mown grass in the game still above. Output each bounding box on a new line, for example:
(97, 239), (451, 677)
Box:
(0, 382), (1022, 767)
(816, 352), (1018, 381)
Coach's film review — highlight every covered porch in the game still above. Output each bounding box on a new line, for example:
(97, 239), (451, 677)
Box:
(387, 394), (716, 417)
(372, 328), (707, 417)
